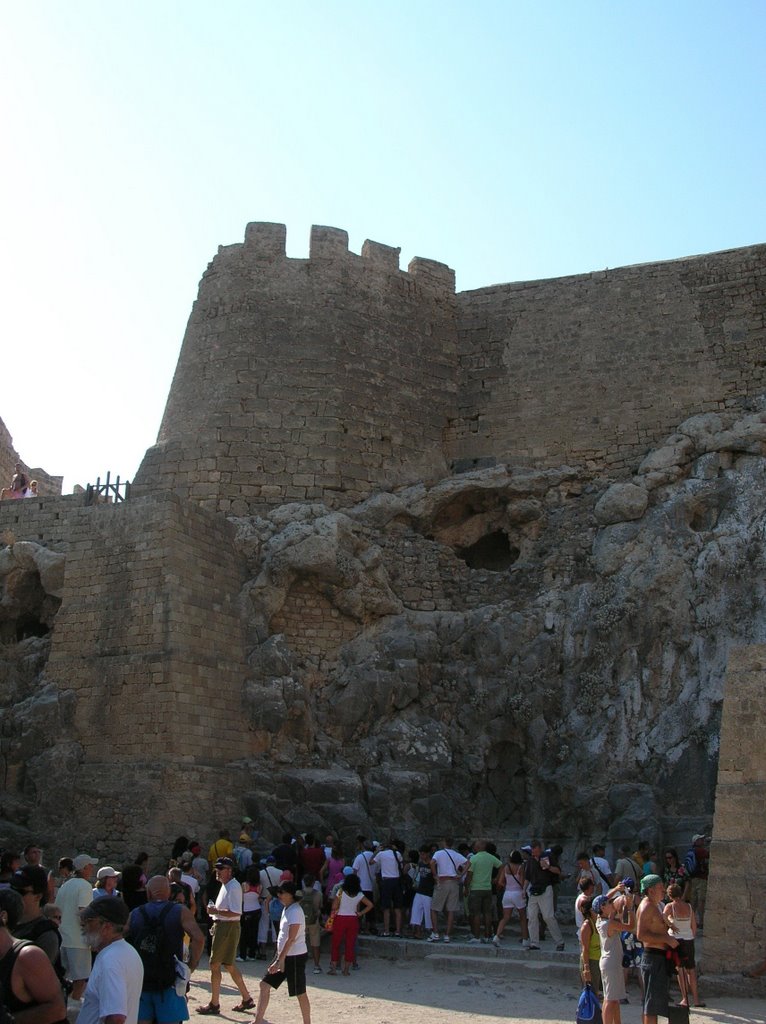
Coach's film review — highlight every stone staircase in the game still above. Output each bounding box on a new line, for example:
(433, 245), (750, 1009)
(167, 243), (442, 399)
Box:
(354, 927), (763, 998)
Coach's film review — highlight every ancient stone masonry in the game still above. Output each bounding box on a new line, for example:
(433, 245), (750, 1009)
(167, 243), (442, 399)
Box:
(135, 226), (766, 511)
(135, 225), (458, 514)
(1, 226), (766, 974)
(703, 645), (766, 974)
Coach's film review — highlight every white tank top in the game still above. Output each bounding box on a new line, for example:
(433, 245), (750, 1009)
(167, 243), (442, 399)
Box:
(505, 866), (524, 894)
(669, 904), (694, 940)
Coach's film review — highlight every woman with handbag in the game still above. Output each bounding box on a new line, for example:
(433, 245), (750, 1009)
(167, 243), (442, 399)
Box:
(492, 850), (528, 947)
(327, 874), (373, 976)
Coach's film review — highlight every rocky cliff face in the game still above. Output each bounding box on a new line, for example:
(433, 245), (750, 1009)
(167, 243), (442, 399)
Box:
(1, 402), (765, 852)
(232, 401), (766, 844)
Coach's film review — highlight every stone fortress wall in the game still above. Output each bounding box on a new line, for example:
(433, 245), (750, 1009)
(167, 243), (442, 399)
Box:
(135, 224), (766, 510)
(2, 225), (766, 975)
(135, 224), (458, 513)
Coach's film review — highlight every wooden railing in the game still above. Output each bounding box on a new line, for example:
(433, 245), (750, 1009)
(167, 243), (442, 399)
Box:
(84, 472), (131, 506)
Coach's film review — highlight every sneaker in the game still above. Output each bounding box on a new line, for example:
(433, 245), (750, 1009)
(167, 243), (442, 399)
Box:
(556, 942), (565, 952)
(235, 955), (245, 962)
(313, 967), (322, 974)
(468, 937), (482, 944)
(492, 935), (500, 946)
(527, 943), (540, 950)
(521, 939), (530, 948)
(428, 933), (441, 942)
(443, 935), (451, 943)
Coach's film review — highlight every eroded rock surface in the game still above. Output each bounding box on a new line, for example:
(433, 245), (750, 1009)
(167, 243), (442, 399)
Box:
(234, 402), (766, 841)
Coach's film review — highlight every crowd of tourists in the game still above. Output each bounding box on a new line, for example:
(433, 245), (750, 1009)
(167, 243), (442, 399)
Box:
(0, 828), (714, 1024)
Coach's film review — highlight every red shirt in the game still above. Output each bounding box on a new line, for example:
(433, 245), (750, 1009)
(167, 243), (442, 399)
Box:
(299, 846), (325, 877)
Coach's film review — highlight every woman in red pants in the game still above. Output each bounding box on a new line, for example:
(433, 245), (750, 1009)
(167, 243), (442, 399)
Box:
(328, 872), (373, 975)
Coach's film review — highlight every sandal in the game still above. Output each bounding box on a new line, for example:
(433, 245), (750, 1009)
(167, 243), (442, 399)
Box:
(198, 1006), (220, 1016)
(232, 999), (255, 1012)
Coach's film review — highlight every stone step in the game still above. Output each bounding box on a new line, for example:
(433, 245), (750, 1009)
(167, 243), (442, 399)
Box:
(426, 952), (578, 984)
(356, 934), (580, 965)
(356, 934), (764, 1000)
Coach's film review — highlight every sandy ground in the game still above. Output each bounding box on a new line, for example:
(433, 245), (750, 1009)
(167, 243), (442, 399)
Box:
(186, 954), (766, 1024)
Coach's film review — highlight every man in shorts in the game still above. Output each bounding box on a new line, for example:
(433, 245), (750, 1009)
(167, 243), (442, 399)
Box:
(199, 857), (254, 1014)
(55, 852), (98, 1004)
(428, 838), (468, 943)
(251, 882), (310, 1024)
(465, 840), (501, 943)
(371, 840), (404, 937)
(636, 874), (679, 1024)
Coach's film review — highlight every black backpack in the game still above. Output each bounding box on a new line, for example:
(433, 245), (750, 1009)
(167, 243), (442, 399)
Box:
(128, 904), (176, 991)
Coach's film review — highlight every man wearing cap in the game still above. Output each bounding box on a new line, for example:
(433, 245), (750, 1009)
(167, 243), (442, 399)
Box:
(55, 853), (97, 1002)
(199, 857), (254, 1015)
(251, 882), (310, 1024)
(127, 876), (204, 1024)
(79, 896), (144, 1024)
(636, 874), (679, 1024)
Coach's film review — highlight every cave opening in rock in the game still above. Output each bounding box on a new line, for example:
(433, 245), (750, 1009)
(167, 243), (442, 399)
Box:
(15, 615), (51, 642)
(457, 530), (519, 571)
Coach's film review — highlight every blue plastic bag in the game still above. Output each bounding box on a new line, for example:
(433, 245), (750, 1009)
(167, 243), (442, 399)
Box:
(576, 983), (603, 1024)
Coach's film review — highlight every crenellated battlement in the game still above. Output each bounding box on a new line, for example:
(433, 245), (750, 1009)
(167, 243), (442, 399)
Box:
(138, 226), (766, 517)
(218, 221), (456, 294)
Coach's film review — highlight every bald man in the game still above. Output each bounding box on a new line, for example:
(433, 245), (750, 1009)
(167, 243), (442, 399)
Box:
(127, 876), (204, 1024)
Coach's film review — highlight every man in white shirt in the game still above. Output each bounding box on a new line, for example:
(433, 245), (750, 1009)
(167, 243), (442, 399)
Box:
(590, 845), (614, 896)
(199, 857), (254, 1015)
(178, 855), (200, 898)
(428, 838), (468, 943)
(352, 840), (378, 933)
(77, 896), (144, 1024)
(371, 841), (404, 937)
(56, 853), (98, 1001)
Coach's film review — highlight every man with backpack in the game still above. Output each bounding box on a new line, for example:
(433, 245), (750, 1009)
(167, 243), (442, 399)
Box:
(127, 875), (203, 1024)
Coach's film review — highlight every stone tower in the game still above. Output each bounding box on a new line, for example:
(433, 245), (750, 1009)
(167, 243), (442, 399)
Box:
(134, 223), (458, 514)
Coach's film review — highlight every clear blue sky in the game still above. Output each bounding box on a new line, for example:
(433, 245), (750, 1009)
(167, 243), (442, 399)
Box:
(2, 0), (764, 491)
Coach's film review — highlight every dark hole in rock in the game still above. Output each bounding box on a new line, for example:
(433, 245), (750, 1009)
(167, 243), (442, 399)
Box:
(457, 530), (519, 571)
(15, 615), (50, 642)
(688, 506), (719, 533)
